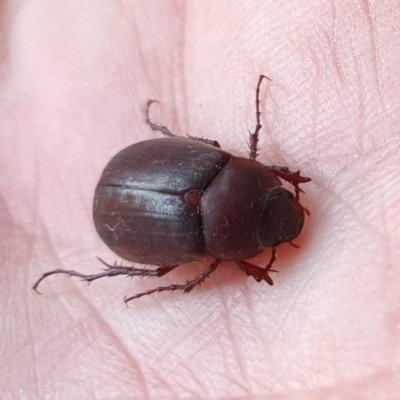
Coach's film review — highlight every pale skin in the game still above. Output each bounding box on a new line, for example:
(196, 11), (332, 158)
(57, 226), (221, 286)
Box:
(1, 1), (400, 399)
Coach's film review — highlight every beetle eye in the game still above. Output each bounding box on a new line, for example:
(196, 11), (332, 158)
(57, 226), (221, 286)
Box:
(258, 187), (305, 247)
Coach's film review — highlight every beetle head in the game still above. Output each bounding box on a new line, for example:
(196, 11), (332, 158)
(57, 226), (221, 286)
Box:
(258, 187), (305, 247)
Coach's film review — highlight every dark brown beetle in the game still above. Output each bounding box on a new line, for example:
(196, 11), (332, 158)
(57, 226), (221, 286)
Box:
(33, 76), (311, 303)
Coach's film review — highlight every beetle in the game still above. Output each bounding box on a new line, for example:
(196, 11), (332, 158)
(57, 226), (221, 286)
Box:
(33, 75), (311, 303)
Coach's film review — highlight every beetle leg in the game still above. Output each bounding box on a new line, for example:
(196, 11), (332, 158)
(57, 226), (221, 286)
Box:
(32, 262), (179, 294)
(236, 248), (278, 285)
(249, 75), (271, 161)
(145, 99), (178, 137)
(124, 259), (221, 304)
(96, 257), (177, 277)
(267, 166), (311, 201)
(146, 99), (221, 147)
(186, 135), (221, 148)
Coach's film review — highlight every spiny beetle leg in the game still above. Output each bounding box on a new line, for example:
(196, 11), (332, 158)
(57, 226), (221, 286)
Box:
(236, 248), (277, 286)
(124, 259), (221, 304)
(146, 100), (220, 148)
(145, 99), (177, 137)
(267, 166), (311, 201)
(96, 257), (177, 277)
(32, 261), (179, 294)
(187, 134), (221, 148)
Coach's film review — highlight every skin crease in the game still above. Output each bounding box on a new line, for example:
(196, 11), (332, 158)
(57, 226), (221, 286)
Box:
(1, 0), (400, 398)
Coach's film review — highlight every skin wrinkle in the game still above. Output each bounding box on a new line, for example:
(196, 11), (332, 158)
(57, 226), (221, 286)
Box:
(80, 308), (152, 400)
(37, 219), (152, 397)
(267, 268), (316, 347)
(131, 22), (154, 89)
(312, 139), (399, 243)
(326, 186), (386, 244)
(350, 36), (369, 157)
(356, 2), (394, 289)
(153, 310), (215, 364)
(174, 362), (208, 398)
(157, 343), (208, 397)
(329, 0), (346, 81)
(146, 366), (181, 399)
(219, 289), (252, 395)
(240, 284), (264, 358)
(277, 369), (400, 398)
(374, 173), (393, 275)
(302, 7), (390, 162)
(161, 3), (188, 138)
(26, 267), (41, 398)
(360, 0), (386, 102)
(177, 2), (190, 136)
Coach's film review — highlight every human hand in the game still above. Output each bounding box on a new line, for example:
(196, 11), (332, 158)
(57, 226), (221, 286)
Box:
(2, 1), (400, 399)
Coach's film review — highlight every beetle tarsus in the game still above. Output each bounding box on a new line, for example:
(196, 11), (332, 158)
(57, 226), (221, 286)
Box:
(32, 270), (67, 294)
(145, 99), (177, 137)
(123, 259), (221, 304)
(249, 75), (271, 161)
(236, 247), (277, 286)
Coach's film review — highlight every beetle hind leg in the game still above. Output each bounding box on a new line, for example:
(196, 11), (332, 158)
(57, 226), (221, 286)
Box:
(124, 259), (221, 304)
(145, 99), (221, 147)
(186, 135), (221, 148)
(32, 260), (179, 295)
(236, 248), (278, 285)
(96, 257), (177, 277)
(145, 99), (178, 137)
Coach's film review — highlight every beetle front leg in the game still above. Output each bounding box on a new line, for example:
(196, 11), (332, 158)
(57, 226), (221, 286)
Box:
(124, 259), (221, 304)
(32, 260), (179, 294)
(236, 248), (278, 285)
(267, 166), (311, 201)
